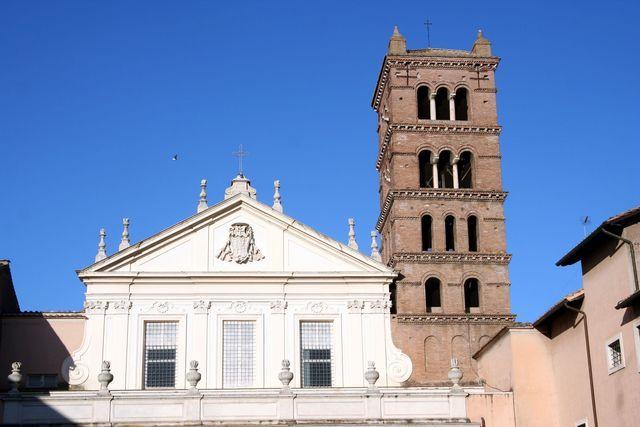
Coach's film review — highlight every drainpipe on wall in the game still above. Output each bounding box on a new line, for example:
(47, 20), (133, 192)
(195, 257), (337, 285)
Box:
(601, 228), (639, 292)
(563, 303), (598, 427)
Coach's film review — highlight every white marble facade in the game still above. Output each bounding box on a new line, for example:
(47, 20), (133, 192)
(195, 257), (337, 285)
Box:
(64, 192), (412, 391)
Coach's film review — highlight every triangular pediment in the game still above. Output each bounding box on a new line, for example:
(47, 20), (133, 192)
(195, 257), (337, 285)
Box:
(80, 195), (391, 277)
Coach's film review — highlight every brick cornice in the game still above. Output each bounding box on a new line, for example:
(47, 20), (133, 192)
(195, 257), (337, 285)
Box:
(376, 189), (508, 231)
(376, 123), (502, 170)
(395, 313), (515, 324)
(372, 56), (500, 111)
(388, 252), (512, 267)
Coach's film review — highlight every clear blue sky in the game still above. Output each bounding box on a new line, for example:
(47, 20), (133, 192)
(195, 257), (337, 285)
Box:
(1, 0), (638, 321)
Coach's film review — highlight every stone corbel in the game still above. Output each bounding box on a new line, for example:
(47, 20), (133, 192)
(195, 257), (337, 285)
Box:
(193, 300), (211, 314)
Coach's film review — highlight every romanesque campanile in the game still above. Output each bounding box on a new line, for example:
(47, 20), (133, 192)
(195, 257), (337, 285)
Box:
(372, 27), (515, 384)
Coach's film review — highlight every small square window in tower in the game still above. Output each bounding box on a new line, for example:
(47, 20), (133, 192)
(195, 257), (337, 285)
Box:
(300, 321), (333, 387)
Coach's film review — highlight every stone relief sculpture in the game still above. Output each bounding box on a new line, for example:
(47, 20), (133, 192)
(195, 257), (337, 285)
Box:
(217, 223), (264, 264)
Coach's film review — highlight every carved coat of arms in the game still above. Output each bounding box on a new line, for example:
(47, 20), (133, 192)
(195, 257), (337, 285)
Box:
(217, 223), (264, 264)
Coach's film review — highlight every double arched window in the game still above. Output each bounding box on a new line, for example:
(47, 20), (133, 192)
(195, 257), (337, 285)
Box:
(416, 86), (469, 121)
(418, 149), (474, 189)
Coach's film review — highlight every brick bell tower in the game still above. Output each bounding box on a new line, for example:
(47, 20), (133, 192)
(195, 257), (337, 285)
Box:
(372, 27), (515, 385)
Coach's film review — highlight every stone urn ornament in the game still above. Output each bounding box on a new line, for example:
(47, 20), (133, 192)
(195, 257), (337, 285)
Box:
(448, 357), (463, 390)
(278, 359), (294, 389)
(186, 360), (201, 394)
(97, 361), (113, 396)
(365, 361), (380, 389)
(8, 362), (22, 394)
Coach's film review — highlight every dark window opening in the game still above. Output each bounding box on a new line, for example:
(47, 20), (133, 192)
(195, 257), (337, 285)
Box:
(464, 278), (480, 312)
(417, 86), (430, 119)
(454, 88), (469, 121)
(445, 215), (456, 251)
(467, 215), (478, 252)
(419, 150), (434, 188)
(435, 87), (450, 120)
(425, 278), (441, 312)
(421, 215), (433, 251)
(437, 151), (454, 188)
(389, 282), (397, 315)
(458, 151), (473, 189)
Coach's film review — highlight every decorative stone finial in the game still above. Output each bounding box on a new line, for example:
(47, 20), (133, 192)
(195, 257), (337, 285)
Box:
(8, 362), (22, 394)
(388, 25), (406, 54)
(272, 180), (283, 213)
(97, 361), (113, 396)
(365, 361), (380, 389)
(95, 228), (107, 262)
(278, 359), (294, 389)
(197, 179), (208, 213)
(186, 360), (202, 394)
(370, 231), (382, 262)
(471, 29), (492, 56)
(448, 357), (463, 390)
(224, 174), (257, 200)
(118, 218), (130, 251)
(348, 218), (359, 250)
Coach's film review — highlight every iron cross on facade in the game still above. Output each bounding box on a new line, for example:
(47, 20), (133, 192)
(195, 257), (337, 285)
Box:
(471, 66), (489, 88)
(396, 62), (417, 86)
(233, 144), (249, 176)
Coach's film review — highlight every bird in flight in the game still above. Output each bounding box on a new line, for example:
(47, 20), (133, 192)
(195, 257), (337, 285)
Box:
(172, 154), (178, 161)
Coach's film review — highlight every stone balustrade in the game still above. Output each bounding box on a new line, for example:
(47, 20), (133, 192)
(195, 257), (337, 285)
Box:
(1, 387), (477, 425)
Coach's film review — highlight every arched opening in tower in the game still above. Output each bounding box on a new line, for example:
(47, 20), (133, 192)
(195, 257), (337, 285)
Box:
(454, 88), (469, 121)
(417, 86), (430, 119)
(435, 87), (450, 120)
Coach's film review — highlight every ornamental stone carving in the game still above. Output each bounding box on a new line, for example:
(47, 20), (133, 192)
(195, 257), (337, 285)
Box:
(308, 302), (327, 314)
(83, 300), (107, 314)
(217, 223), (264, 264)
(231, 301), (247, 313)
(193, 300), (211, 314)
(110, 300), (132, 313)
(347, 300), (364, 313)
(149, 301), (171, 314)
(270, 300), (288, 313)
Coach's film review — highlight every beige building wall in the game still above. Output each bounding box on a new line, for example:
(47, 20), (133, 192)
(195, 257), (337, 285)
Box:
(475, 327), (561, 427)
(0, 313), (85, 390)
(579, 222), (640, 427)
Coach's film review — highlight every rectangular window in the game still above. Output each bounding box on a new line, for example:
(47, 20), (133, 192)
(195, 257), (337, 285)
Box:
(300, 321), (333, 387)
(606, 335), (625, 374)
(222, 320), (255, 388)
(144, 322), (178, 388)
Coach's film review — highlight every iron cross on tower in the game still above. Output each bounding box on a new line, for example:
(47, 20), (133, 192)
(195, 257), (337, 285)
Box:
(424, 19), (432, 47)
(471, 65), (490, 88)
(233, 144), (249, 176)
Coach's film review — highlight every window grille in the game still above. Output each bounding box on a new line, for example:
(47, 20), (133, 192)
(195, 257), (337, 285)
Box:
(608, 339), (623, 369)
(300, 321), (333, 387)
(223, 320), (255, 388)
(144, 322), (178, 388)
